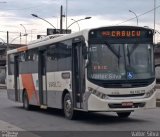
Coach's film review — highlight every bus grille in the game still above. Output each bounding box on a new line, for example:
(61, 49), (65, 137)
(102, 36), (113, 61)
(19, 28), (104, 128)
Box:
(101, 83), (149, 88)
(108, 102), (145, 109)
(108, 93), (145, 98)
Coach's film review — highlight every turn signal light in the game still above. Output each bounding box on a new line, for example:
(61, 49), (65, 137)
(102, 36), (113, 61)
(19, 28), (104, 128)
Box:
(88, 87), (108, 99)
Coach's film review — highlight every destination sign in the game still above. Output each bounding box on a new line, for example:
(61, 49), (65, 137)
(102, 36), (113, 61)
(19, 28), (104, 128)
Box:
(101, 30), (141, 37)
(89, 27), (153, 43)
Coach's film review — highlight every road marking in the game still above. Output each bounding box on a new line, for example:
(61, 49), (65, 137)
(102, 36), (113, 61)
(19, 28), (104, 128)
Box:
(0, 120), (24, 131)
(0, 120), (40, 137)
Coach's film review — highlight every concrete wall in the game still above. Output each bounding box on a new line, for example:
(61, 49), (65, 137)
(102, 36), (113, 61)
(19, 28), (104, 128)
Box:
(0, 67), (5, 84)
(156, 84), (160, 99)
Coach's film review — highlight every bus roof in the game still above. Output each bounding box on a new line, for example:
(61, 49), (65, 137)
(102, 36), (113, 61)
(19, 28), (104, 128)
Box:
(7, 28), (90, 55)
(7, 25), (153, 55)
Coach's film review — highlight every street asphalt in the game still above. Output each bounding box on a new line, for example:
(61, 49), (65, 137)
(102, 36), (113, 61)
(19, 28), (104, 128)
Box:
(0, 89), (160, 131)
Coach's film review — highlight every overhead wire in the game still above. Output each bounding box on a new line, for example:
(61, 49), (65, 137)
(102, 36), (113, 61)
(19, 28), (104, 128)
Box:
(0, 5), (44, 11)
(116, 5), (160, 25)
(0, 3), (160, 35)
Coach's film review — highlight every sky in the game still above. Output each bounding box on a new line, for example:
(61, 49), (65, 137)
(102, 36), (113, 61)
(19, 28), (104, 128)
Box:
(0, 0), (160, 44)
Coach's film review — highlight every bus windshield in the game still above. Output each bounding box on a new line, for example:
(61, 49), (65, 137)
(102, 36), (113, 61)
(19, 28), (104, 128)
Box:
(87, 43), (154, 81)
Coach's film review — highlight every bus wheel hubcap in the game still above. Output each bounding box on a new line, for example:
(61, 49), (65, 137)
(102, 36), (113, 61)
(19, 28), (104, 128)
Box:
(65, 99), (71, 115)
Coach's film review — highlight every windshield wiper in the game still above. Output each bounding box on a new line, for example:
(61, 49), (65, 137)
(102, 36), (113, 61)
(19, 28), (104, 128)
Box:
(126, 43), (139, 65)
(127, 45), (131, 65)
(118, 45), (121, 67)
(104, 42), (121, 68)
(104, 42), (120, 58)
(129, 43), (139, 55)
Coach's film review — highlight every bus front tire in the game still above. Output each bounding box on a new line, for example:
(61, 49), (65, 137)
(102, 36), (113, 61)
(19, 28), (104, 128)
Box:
(63, 93), (76, 120)
(117, 112), (131, 118)
(23, 92), (30, 110)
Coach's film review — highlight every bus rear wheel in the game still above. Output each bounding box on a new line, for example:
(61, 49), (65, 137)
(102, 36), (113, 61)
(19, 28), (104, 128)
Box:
(117, 112), (131, 118)
(23, 92), (30, 110)
(63, 93), (76, 120)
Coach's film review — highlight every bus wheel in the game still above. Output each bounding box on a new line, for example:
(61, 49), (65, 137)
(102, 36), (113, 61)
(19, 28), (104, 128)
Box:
(117, 112), (131, 118)
(23, 92), (30, 110)
(63, 93), (76, 120)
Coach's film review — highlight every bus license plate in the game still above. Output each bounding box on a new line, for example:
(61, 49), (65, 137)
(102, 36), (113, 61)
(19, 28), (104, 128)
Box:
(122, 102), (133, 107)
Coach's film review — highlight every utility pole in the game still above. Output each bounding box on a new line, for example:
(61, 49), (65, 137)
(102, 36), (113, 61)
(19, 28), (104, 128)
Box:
(60, 5), (63, 34)
(65, 0), (68, 34)
(20, 32), (21, 44)
(154, 0), (156, 44)
(7, 31), (9, 50)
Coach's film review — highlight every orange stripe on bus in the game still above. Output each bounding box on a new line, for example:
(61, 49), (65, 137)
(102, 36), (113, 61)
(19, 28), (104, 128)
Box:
(17, 46), (28, 52)
(21, 74), (36, 101)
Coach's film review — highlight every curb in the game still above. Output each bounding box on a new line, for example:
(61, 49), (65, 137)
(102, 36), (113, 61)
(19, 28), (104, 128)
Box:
(0, 120), (40, 137)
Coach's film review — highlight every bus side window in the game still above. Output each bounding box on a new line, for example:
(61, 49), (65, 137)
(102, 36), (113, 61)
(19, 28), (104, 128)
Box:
(8, 54), (15, 75)
(19, 52), (26, 62)
(57, 41), (72, 71)
(46, 45), (58, 72)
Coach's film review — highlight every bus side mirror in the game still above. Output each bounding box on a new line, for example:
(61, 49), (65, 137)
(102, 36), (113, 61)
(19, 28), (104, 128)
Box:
(82, 40), (89, 59)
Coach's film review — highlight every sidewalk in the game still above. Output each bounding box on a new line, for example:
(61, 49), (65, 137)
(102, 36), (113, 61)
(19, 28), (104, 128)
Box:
(0, 120), (24, 131)
(0, 120), (40, 137)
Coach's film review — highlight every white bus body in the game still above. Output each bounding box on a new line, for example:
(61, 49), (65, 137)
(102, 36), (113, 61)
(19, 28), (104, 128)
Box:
(7, 26), (156, 119)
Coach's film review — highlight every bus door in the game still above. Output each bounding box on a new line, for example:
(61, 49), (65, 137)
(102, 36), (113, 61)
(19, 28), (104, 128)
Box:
(14, 55), (20, 101)
(72, 38), (85, 109)
(38, 50), (47, 107)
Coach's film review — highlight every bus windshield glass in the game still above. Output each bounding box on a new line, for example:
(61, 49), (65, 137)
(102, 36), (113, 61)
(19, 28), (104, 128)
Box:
(87, 27), (154, 81)
(88, 43), (154, 81)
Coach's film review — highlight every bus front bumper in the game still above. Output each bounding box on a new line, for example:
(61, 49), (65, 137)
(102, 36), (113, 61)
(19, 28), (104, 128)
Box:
(87, 92), (157, 112)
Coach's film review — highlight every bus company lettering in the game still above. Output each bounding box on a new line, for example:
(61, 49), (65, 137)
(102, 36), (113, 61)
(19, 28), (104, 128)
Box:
(91, 73), (121, 80)
(101, 31), (141, 37)
(93, 65), (108, 70)
(49, 81), (62, 87)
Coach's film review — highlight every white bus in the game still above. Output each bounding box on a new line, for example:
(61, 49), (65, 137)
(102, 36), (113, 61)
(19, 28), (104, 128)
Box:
(7, 26), (156, 119)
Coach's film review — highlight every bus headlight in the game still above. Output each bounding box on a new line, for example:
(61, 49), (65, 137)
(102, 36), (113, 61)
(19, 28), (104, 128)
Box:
(88, 87), (108, 99)
(145, 87), (156, 98)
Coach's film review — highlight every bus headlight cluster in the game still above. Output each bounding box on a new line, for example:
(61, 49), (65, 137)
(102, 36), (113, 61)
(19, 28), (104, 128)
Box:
(88, 87), (108, 99)
(145, 87), (156, 98)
